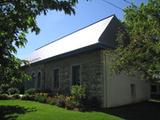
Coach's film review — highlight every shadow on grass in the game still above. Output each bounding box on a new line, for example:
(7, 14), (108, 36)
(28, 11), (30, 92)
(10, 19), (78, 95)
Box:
(101, 100), (160, 120)
(0, 105), (37, 120)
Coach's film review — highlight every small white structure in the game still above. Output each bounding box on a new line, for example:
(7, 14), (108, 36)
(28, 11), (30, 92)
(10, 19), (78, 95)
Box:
(25, 15), (150, 108)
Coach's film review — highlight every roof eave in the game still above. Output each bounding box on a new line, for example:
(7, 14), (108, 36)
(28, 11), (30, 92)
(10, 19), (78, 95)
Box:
(28, 43), (110, 65)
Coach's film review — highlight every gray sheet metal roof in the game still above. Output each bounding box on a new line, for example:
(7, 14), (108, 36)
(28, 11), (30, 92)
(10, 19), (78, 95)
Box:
(27, 15), (115, 63)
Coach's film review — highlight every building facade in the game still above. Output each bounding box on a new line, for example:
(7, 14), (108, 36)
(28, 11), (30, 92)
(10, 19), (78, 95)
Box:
(25, 15), (150, 108)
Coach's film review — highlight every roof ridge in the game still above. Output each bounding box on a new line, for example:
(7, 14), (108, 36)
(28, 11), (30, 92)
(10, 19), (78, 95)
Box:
(35, 14), (115, 50)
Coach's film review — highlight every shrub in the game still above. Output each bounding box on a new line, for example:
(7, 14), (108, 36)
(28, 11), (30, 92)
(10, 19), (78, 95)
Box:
(11, 94), (20, 99)
(21, 94), (35, 101)
(65, 96), (76, 110)
(55, 95), (65, 108)
(0, 94), (10, 100)
(71, 85), (86, 104)
(25, 88), (39, 95)
(36, 92), (48, 97)
(46, 97), (56, 105)
(34, 95), (47, 103)
(0, 84), (9, 94)
(41, 89), (52, 94)
(7, 88), (20, 95)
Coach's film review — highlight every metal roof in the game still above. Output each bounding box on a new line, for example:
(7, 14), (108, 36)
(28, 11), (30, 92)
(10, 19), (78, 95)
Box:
(27, 15), (115, 63)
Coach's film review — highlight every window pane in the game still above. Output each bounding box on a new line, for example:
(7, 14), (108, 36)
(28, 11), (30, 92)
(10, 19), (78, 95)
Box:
(43, 72), (45, 90)
(72, 65), (80, 85)
(37, 72), (41, 89)
(31, 73), (35, 88)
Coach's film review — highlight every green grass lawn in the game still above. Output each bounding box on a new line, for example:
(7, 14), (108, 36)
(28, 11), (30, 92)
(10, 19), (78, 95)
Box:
(0, 100), (122, 120)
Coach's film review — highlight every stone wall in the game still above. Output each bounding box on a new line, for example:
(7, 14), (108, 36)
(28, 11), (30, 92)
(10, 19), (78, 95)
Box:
(25, 50), (104, 103)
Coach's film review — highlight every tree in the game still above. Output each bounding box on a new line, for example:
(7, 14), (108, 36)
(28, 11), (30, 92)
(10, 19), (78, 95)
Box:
(0, 0), (79, 92)
(111, 0), (160, 80)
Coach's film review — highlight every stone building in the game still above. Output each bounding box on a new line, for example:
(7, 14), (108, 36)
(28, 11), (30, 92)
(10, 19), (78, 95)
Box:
(24, 15), (150, 108)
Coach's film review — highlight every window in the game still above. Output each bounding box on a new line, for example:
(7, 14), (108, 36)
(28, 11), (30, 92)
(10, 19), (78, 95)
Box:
(43, 71), (45, 90)
(37, 72), (41, 88)
(53, 69), (59, 88)
(31, 73), (36, 87)
(72, 65), (80, 85)
(32, 73), (35, 80)
(151, 85), (157, 93)
(131, 84), (136, 98)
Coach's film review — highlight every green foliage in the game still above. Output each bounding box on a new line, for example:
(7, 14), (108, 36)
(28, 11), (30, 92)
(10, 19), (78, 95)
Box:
(65, 96), (76, 110)
(0, 84), (9, 94)
(0, 94), (20, 100)
(7, 87), (20, 95)
(46, 97), (57, 105)
(34, 95), (47, 103)
(71, 85), (86, 105)
(0, 0), (79, 91)
(11, 94), (21, 99)
(0, 94), (10, 100)
(25, 88), (39, 95)
(0, 56), (31, 93)
(111, 0), (160, 80)
(21, 94), (35, 101)
(71, 85), (86, 99)
(46, 95), (82, 110)
(55, 95), (66, 108)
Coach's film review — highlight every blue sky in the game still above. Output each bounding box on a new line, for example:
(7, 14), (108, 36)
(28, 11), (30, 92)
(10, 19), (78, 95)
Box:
(16, 0), (147, 59)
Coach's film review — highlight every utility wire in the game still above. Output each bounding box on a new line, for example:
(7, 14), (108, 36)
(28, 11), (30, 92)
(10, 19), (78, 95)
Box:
(101, 0), (124, 11)
(123, 0), (136, 7)
(123, 0), (133, 5)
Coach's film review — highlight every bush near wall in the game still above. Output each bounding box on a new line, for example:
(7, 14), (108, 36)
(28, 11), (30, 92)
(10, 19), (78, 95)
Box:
(71, 85), (86, 108)
(23, 86), (87, 110)
(25, 88), (40, 95)
(65, 96), (77, 110)
(7, 88), (20, 95)
(55, 95), (66, 108)
(0, 84), (9, 94)
(46, 96), (57, 105)
(0, 85), (101, 111)
(0, 84), (20, 95)
(21, 94), (35, 101)
(11, 94), (21, 99)
(34, 95), (47, 103)
(0, 94), (10, 100)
